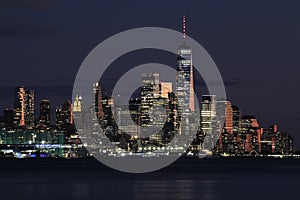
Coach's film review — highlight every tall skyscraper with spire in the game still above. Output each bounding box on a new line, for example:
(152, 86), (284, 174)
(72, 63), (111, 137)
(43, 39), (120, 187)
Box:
(176, 16), (195, 137)
(176, 15), (194, 113)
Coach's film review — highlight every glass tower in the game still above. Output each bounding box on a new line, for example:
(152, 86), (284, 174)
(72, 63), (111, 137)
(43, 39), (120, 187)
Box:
(176, 16), (195, 138)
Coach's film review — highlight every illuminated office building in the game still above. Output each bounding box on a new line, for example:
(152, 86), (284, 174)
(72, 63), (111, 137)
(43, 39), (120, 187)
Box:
(238, 115), (260, 154)
(216, 100), (233, 153)
(25, 90), (34, 129)
(176, 15), (194, 113)
(56, 100), (73, 129)
(13, 86), (34, 128)
(232, 105), (241, 134)
(93, 82), (104, 123)
(38, 99), (51, 128)
(261, 124), (295, 154)
(116, 104), (139, 138)
(148, 97), (168, 143)
(160, 82), (172, 99)
(140, 73), (160, 126)
(176, 16), (194, 138)
(200, 95), (217, 149)
(224, 101), (233, 134)
(73, 95), (83, 113)
(101, 95), (115, 125)
(13, 86), (25, 127)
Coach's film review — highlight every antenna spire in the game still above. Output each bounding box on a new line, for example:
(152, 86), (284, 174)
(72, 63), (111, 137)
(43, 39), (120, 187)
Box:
(183, 15), (186, 39)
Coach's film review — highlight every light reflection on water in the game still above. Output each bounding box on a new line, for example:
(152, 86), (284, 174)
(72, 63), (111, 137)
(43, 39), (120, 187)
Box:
(8, 177), (300, 200)
(7, 178), (217, 200)
(1, 172), (300, 200)
(132, 180), (215, 200)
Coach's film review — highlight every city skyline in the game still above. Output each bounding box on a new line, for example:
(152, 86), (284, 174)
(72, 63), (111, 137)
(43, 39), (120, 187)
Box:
(0, 15), (297, 154)
(2, 1), (300, 149)
(0, 77), (296, 155)
(0, 5), (297, 155)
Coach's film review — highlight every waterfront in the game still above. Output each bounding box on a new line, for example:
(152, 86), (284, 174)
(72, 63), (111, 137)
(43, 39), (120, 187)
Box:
(0, 157), (299, 200)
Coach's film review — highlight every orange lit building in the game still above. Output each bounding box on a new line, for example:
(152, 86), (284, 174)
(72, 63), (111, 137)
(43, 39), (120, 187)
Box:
(160, 82), (172, 99)
(238, 115), (260, 154)
(13, 86), (34, 128)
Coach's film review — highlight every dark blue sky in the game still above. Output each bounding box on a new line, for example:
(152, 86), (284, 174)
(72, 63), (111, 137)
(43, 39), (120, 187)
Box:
(1, 0), (300, 147)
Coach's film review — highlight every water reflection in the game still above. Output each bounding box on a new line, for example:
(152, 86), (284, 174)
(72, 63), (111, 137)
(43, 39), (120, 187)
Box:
(1, 172), (300, 200)
(132, 180), (216, 200)
(6, 178), (216, 200)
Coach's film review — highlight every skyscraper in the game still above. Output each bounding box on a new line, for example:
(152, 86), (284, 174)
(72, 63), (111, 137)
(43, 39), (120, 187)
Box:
(101, 95), (117, 137)
(93, 82), (104, 123)
(3, 109), (13, 128)
(38, 99), (51, 128)
(73, 95), (83, 112)
(72, 95), (84, 130)
(232, 105), (242, 134)
(216, 100), (233, 153)
(13, 86), (34, 128)
(238, 115), (260, 153)
(200, 95), (217, 149)
(176, 16), (195, 137)
(261, 125), (295, 154)
(160, 82), (172, 99)
(25, 89), (34, 129)
(140, 73), (160, 126)
(176, 15), (194, 113)
(217, 100), (233, 134)
(56, 100), (72, 129)
(116, 100), (140, 138)
(13, 86), (25, 127)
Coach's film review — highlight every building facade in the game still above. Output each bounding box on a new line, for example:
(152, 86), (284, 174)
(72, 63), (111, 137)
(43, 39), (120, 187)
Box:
(13, 86), (34, 129)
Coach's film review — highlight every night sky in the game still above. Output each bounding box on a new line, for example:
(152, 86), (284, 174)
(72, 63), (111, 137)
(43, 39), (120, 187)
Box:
(1, 0), (300, 148)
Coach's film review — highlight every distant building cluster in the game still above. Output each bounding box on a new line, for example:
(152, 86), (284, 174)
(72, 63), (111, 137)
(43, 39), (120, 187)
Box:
(0, 86), (86, 158)
(188, 97), (295, 157)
